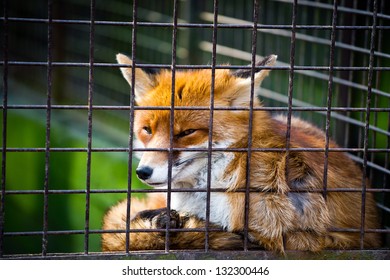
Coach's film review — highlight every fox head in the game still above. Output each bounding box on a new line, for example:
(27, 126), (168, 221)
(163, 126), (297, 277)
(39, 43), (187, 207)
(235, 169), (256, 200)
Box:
(116, 53), (276, 188)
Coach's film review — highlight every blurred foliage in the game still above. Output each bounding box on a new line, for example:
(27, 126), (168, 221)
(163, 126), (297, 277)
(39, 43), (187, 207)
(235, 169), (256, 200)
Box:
(3, 110), (146, 254)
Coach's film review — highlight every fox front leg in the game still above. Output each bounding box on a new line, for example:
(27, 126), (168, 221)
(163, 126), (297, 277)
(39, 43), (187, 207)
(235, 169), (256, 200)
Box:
(131, 208), (200, 250)
(146, 209), (245, 250)
(102, 208), (174, 251)
(132, 208), (246, 250)
(103, 205), (245, 251)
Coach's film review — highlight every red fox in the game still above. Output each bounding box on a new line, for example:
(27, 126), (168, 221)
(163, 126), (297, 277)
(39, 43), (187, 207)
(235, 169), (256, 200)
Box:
(102, 53), (381, 253)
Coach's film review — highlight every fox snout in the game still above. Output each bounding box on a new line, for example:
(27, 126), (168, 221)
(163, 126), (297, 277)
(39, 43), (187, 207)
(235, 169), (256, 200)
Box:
(135, 151), (170, 187)
(136, 166), (153, 180)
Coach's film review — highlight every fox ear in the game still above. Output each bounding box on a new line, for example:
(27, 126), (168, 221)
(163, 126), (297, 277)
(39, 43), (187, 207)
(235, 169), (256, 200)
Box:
(229, 55), (277, 107)
(116, 53), (155, 101)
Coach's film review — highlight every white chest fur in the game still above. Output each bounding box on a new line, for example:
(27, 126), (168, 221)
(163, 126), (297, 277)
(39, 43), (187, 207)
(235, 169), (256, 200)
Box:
(171, 192), (232, 230)
(169, 145), (237, 230)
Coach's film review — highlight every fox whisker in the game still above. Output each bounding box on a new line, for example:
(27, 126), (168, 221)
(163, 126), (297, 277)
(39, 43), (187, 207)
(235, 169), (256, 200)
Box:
(173, 152), (225, 168)
(173, 153), (208, 167)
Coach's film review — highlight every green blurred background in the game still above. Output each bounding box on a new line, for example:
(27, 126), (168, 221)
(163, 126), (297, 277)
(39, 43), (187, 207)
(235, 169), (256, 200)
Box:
(1, 0), (389, 254)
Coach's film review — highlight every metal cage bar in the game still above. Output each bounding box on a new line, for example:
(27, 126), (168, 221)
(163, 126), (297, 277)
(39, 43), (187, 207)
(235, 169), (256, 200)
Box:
(284, 0), (298, 251)
(83, 0), (96, 255)
(124, 0), (138, 256)
(241, 0), (260, 251)
(41, 0), (53, 257)
(165, 0), (179, 253)
(322, 0), (338, 201)
(360, 0), (379, 250)
(0, 0), (9, 259)
(204, 0), (219, 252)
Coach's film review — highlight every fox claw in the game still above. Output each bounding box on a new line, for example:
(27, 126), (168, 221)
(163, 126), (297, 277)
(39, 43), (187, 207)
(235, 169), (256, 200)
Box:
(154, 209), (182, 233)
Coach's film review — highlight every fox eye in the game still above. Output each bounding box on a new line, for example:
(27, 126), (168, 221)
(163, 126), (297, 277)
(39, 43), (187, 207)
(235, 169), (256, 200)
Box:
(176, 129), (196, 139)
(142, 126), (152, 135)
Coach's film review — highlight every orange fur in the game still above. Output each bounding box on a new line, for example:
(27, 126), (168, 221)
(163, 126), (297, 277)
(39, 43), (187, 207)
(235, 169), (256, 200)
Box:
(101, 194), (166, 251)
(102, 53), (381, 253)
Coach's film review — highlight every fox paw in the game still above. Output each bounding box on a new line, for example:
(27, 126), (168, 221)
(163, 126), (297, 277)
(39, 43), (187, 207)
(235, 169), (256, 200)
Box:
(154, 209), (182, 232)
(136, 208), (183, 234)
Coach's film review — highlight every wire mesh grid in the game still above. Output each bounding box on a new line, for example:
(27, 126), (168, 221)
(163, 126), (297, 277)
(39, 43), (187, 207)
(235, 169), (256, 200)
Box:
(1, 0), (390, 259)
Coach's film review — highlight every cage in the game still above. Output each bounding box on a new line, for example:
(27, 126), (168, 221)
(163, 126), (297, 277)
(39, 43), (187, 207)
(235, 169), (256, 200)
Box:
(0, 0), (389, 259)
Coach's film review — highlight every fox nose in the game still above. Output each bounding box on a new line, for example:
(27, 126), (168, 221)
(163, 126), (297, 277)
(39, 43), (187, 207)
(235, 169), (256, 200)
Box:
(136, 166), (153, 180)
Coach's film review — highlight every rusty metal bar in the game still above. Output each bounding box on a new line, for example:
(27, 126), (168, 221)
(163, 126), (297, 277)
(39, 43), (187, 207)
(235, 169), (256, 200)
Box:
(204, 0), (219, 252)
(41, 0), (53, 257)
(83, 0), (96, 255)
(360, 0), (378, 250)
(165, 0), (180, 253)
(2, 16), (390, 30)
(2, 249), (390, 260)
(323, 0), (338, 200)
(243, 0), (260, 251)
(0, 0), (9, 258)
(125, 0), (139, 255)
